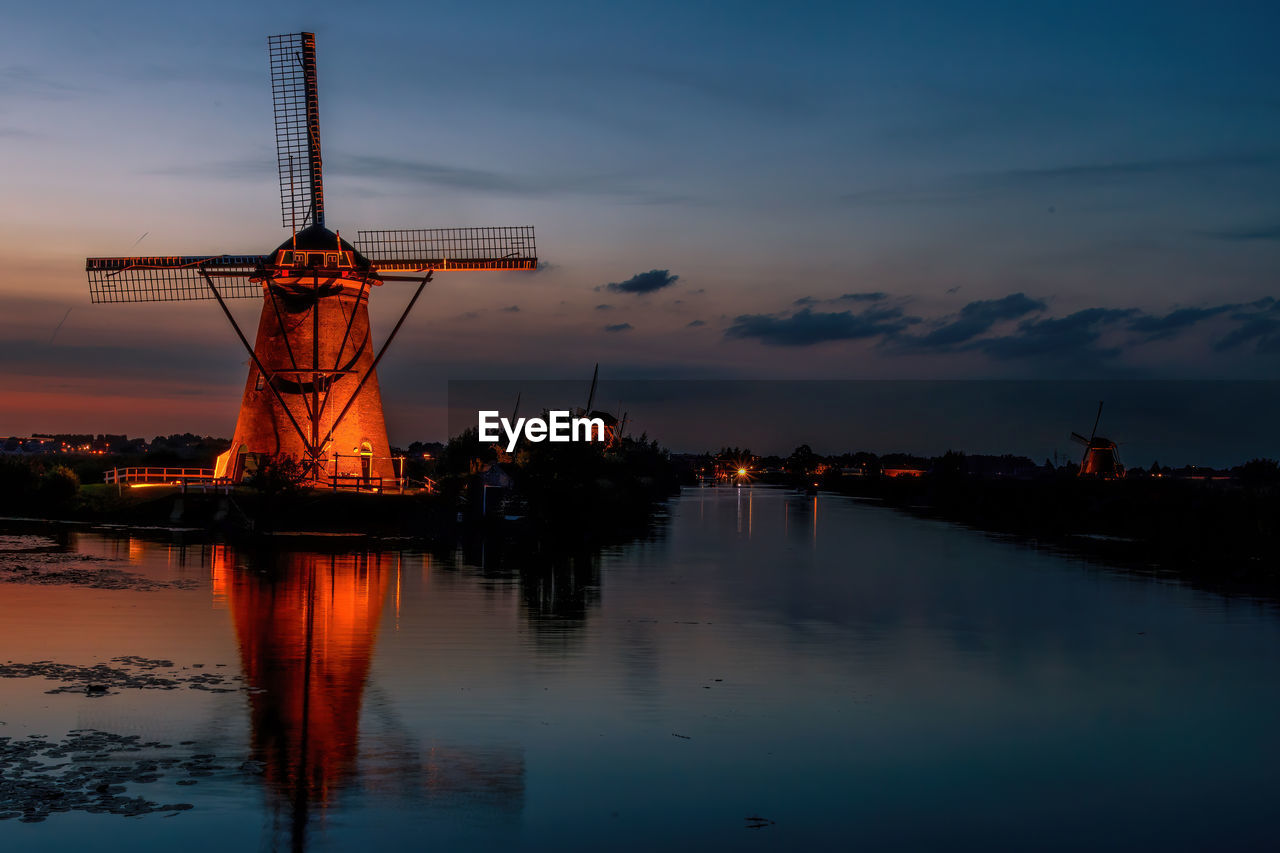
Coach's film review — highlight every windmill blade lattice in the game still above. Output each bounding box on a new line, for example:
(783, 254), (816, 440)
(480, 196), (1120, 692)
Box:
(86, 255), (267, 303)
(355, 227), (537, 272)
(269, 32), (323, 230)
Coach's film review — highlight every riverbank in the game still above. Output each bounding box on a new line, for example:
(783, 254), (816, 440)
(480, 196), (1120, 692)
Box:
(808, 472), (1280, 596)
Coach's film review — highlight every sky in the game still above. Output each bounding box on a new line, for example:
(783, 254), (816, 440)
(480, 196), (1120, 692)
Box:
(1, 0), (1278, 453)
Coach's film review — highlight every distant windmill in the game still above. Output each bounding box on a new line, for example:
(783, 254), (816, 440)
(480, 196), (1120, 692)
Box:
(85, 32), (537, 487)
(577, 363), (621, 448)
(1070, 401), (1124, 478)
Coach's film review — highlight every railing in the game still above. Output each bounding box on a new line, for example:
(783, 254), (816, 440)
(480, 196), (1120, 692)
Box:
(105, 467), (215, 484)
(105, 467), (435, 495)
(103, 467), (237, 493)
(326, 474), (383, 493)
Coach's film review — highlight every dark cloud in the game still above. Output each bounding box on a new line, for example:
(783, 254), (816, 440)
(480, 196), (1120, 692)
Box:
(972, 308), (1138, 360)
(500, 305), (520, 313)
(905, 293), (1047, 349)
(595, 303), (614, 311)
(1214, 299), (1280, 352)
(1128, 305), (1234, 340)
(843, 151), (1280, 206)
(794, 292), (887, 307)
(725, 291), (1280, 367)
(725, 306), (918, 347)
(328, 155), (684, 204)
(603, 269), (679, 294)
(336, 154), (536, 195)
(604, 323), (634, 333)
(687, 319), (706, 327)
(156, 154), (685, 204)
(993, 152), (1279, 185)
(1200, 224), (1280, 242)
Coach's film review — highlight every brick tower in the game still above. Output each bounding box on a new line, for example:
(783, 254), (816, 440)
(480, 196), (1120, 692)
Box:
(215, 224), (395, 484)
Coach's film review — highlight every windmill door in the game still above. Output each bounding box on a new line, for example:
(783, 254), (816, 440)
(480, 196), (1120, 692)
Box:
(360, 442), (373, 482)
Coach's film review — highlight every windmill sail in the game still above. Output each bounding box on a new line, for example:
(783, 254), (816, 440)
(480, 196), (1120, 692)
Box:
(355, 227), (537, 271)
(86, 255), (266, 303)
(269, 32), (324, 230)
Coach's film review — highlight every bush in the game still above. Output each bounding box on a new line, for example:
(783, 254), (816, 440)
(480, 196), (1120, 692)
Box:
(39, 465), (81, 506)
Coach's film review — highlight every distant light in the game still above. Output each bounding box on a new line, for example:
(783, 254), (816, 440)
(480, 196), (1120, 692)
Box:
(737, 468), (747, 476)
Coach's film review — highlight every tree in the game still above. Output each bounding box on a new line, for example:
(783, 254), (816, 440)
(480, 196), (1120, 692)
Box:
(1237, 458), (1280, 488)
(786, 444), (818, 474)
(40, 465), (80, 507)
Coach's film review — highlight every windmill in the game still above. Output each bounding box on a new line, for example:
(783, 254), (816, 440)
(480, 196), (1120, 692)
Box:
(85, 32), (537, 489)
(577, 363), (621, 448)
(1070, 401), (1124, 478)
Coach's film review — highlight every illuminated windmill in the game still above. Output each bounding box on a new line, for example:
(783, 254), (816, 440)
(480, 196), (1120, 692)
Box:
(1070, 401), (1124, 478)
(85, 32), (536, 487)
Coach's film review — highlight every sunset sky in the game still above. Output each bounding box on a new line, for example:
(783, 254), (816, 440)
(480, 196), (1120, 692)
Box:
(2, 1), (1278, 447)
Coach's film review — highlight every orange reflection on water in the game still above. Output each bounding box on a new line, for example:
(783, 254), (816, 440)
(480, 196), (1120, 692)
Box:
(221, 549), (390, 824)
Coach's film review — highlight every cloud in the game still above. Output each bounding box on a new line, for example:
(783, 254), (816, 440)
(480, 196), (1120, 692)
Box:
(687, 319), (706, 327)
(327, 154), (686, 204)
(0, 66), (85, 100)
(904, 293), (1047, 349)
(843, 151), (1280, 206)
(794, 292), (887, 307)
(724, 290), (1280, 367)
(595, 303), (614, 311)
(500, 305), (520, 313)
(972, 308), (1138, 360)
(603, 269), (679, 294)
(1214, 299), (1280, 352)
(1200, 224), (1280, 242)
(604, 323), (633, 333)
(1128, 305), (1235, 340)
(152, 154), (685, 203)
(725, 306), (918, 347)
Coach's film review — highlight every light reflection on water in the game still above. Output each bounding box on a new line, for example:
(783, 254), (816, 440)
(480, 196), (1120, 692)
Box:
(2, 487), (1279, 851)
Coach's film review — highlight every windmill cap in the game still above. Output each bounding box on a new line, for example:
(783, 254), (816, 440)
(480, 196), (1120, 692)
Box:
(274, 223), (373, 270)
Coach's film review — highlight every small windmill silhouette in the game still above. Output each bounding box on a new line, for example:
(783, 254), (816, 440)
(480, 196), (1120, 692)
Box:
(85, 32), (537, 487)
(1070, 401), (1124, 478)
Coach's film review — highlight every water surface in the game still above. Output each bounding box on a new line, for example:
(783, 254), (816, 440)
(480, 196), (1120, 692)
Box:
(1, 487), (1277, 850)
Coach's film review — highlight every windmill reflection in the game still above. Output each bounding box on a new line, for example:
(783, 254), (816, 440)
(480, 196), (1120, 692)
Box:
(450, 538), (601, 647)
(224, 549), (386, 850)
(216, 546), (525, 851)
